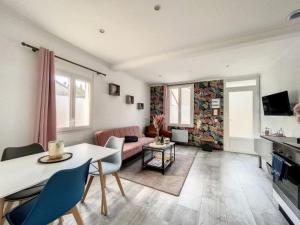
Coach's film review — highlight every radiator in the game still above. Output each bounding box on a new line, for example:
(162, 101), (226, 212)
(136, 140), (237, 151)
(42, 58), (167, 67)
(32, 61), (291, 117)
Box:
(171, 129), (189, 143)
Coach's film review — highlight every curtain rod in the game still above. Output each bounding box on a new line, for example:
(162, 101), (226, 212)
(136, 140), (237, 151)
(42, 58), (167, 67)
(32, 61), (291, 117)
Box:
(21, 42), (107, 77)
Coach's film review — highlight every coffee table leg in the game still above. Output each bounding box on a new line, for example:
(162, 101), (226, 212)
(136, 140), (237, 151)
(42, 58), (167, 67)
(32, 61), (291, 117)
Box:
(162, 151), (165, 175)
(173, 145), (176, 161)
(142, 148), (144, 168)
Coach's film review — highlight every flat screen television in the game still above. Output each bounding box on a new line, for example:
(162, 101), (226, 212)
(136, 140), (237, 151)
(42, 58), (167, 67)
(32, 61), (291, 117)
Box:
(262, 91), (293, 116)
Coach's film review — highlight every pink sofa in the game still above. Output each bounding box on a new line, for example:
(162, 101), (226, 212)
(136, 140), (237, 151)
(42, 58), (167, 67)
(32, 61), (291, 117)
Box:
(95, 126), (154, 160)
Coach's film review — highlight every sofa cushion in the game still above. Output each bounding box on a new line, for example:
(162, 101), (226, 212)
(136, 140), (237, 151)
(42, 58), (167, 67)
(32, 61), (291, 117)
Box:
(124, 136), (138, 143)
(95, 126), (154, 160)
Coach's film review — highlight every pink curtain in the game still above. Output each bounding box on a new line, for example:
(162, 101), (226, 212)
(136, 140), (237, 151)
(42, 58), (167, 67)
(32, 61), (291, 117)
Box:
(163, 85), (169, 130)
(34, 47), (56, 149)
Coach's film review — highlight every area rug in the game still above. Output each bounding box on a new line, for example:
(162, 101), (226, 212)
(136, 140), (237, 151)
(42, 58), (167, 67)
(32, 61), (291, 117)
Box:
(119, 149), (197, 196)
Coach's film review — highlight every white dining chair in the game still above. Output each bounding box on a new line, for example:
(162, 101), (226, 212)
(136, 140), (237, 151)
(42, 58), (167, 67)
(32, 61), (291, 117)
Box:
(81, 136), (125, 210)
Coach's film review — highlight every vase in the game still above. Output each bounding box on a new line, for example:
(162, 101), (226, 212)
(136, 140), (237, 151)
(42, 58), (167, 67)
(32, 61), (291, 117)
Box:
(155, 128), (160, 144)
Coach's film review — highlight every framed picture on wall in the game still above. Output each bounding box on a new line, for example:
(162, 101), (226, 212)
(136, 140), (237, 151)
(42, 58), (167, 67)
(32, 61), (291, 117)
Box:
(126, 95), (134, 104)
(212, 98), (220, 109)
(109, 83), (120, 96)
(137, 103), (144, 110)
(213, 109), (220, 116)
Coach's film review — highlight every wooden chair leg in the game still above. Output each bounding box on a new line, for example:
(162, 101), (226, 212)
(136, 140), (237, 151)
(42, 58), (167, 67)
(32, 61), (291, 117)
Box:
(0, 198), (5, 225)
(3, 201), (13, 215)
(97, 161), (107, 215)
(71, 206), (84, 225)
(103, 175), (106, 188)
(58, 217), (64, 225)
(113, 172), (125, 196)
(81, 176), (94, 203)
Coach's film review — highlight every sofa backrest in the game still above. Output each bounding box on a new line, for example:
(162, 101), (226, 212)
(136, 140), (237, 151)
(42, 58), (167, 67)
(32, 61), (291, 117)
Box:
(95, 126), (143, 146)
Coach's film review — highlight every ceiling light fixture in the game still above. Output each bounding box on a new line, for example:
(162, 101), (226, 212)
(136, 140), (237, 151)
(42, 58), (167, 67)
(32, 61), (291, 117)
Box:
(154, 4), (161, 11)
(288, 9), (300, 21)
(99, 28), (105, 34)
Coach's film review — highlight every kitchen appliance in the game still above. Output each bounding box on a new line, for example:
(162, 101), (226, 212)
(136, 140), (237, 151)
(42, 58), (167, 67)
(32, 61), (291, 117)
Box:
(272, 143), (300, 222)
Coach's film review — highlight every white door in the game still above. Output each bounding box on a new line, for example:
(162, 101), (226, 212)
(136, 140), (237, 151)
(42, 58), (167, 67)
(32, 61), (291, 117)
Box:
(224, 77), (260, 154)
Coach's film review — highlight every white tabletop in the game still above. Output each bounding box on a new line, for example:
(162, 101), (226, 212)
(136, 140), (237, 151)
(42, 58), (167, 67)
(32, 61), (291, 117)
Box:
(0, 143), (119, 198)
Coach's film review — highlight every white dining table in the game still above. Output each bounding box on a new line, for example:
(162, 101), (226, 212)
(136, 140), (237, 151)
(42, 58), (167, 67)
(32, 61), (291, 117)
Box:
(0, 143), (118, 222)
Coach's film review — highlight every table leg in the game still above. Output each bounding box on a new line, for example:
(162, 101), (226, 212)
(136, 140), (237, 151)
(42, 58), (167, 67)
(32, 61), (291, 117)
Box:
(162, 151), (165, 175)
(142, 147), (145, 168)
(0, 198), (4, 225)
(97, 161), (107, 216)
(258, 155), (262, 168)
(173, 145), (176, 161)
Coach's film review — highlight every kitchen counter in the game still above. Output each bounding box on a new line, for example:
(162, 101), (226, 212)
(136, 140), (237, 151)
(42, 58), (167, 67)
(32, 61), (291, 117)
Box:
(261, 135), (300, 154)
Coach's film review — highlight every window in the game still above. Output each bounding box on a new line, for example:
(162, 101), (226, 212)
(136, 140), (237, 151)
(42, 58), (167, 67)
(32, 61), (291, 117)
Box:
(169, 84), (194, 127)
(55, 71), (92, 131)
(225, 79), (256, 88)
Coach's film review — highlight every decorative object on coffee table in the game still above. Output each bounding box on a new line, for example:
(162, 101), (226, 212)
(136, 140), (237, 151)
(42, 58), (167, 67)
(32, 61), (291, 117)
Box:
(137, 103), (144, 110)
(145, 124), (172, 138)
(153, 114), (165, 144)
(142, 142), (175, 175)
(109, 83), (120, 96)
(126, 95), (134, 104)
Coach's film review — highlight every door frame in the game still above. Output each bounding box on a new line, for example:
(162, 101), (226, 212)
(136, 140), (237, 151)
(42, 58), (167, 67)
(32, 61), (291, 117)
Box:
(224, 75), (261, 153)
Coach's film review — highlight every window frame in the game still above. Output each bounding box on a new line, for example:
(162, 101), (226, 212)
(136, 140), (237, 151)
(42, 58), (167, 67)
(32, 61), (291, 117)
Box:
(55, 70), (93, 133)
(168, 84), (194, 128)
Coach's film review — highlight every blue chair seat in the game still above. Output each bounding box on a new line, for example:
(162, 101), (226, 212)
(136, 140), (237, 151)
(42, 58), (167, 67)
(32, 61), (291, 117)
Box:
(6, 197), (38, 225)
(5, 181), (47, 201)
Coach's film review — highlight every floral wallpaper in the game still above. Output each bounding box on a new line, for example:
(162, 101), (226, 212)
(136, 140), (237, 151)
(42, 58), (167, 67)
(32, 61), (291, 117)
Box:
(150, 86), (164, 123)
(150, 80), (224, 150)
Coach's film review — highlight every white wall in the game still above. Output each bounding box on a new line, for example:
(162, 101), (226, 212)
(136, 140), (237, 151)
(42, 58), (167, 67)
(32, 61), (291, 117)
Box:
(260, 39), (300, 137)
(0, 5), (150, 155)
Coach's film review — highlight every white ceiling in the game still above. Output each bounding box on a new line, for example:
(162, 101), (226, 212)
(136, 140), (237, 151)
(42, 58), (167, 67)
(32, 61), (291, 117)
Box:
(2, 0), (300, 83)
(127, 36), (300, 83)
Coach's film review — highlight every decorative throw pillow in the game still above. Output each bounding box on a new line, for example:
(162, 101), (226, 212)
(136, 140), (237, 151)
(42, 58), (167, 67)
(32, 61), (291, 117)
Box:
(124, 136), (138, 143)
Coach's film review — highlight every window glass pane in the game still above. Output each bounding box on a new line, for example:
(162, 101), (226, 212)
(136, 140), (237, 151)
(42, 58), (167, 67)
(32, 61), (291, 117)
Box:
(75, 79), (90, 127)
(181, 87), (191, 124)
(225, 79), (256, 88)
(170, 88), (179, 124)
(55, 75), (70, 129)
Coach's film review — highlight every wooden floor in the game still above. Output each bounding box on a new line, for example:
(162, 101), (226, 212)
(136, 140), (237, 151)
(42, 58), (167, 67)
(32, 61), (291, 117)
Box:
(59, 146), (288, 225)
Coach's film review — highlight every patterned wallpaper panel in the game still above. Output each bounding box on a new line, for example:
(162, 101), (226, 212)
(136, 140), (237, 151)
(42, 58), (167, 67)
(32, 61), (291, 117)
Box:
(150, 86), (164, 123)
(150, 80), (224, 150)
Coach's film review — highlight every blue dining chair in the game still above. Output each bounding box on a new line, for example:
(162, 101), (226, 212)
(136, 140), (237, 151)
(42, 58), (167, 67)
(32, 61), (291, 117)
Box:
(5, 159), (92, 225)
